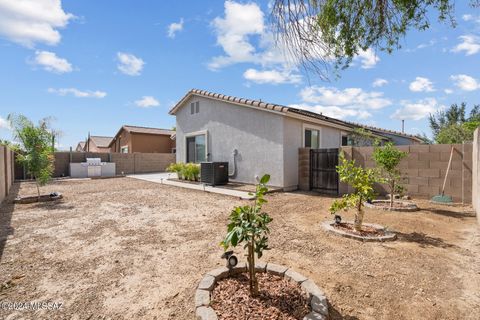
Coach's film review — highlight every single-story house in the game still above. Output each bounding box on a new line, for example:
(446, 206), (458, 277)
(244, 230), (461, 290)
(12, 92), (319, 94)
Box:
(84, 135), (113, 153)
(108, 125), (175, 154)
(169, 89), (423, 189)
(75, 141), (85, 152)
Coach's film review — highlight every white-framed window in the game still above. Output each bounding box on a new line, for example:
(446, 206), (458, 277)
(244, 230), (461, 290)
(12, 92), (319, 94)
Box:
(190, 101), (200, 114)
(185, 131), (207, 163)
(304, 129), (319, 148)
(121, 146), (129, 153)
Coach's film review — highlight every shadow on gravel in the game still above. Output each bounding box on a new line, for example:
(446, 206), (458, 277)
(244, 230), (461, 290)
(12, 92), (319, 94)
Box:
(423, 208), (475, 220)
(0, 182), (19, 262)
(31, 201), (74, 211)
(329, 304), (360, 320)
(396, 231), (457, 249)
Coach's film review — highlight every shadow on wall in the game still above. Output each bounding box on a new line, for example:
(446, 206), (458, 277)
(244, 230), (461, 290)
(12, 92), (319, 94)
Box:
(0, 182), (19, 262)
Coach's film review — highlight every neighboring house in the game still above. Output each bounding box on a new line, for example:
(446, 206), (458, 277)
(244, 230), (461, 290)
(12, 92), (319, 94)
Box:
(108, 125), (175, 154)
(75, 141), (85, 152)
(169, 89), (423, 189)
(84, 135), (113, 153)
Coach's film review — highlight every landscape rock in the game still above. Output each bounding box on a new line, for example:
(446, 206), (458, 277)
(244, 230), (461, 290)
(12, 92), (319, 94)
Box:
(198, 275), (216, 291)
(284, 269), (308, 284)
(266, 263), (288, 276)
(194, 289), (210, 307)
(196, 306), (218, 320)
(303, 311), (327, 320)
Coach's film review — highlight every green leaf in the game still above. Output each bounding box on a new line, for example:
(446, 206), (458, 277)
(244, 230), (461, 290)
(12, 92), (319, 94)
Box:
(260, 174), (270, 185)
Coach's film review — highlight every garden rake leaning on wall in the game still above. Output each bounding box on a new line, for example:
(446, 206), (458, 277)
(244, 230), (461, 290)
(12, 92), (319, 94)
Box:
(431, 146), (454, 204)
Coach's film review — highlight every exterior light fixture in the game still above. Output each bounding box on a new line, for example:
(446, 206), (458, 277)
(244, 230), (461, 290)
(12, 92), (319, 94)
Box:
(221, 251), (238, 269)
(334, 215), (342, 224)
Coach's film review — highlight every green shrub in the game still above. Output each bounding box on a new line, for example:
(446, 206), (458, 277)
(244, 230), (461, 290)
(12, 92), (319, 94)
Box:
(221, 174), (272, 297)
(166, 162), (199, 181)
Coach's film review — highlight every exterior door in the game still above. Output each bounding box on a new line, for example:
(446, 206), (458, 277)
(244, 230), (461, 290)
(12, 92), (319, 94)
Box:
(186, 136), (196, 163)
(310, 148), (339, 195)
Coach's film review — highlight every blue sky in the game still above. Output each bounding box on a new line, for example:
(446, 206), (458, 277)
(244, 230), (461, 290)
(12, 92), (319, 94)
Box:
(0, 0), (479, 149)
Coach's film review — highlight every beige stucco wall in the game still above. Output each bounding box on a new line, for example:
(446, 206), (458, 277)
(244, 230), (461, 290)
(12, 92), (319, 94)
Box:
(131, 133), (175, 153)
(110, 129), (132, 153)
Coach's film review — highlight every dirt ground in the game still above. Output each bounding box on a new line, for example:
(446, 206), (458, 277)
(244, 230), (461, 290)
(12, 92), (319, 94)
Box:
(0, 177), (479, 320)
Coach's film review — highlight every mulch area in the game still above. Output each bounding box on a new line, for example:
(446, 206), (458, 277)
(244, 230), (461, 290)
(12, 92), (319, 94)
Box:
(333, 222), (385, 237)
(210, 273), (310, 320)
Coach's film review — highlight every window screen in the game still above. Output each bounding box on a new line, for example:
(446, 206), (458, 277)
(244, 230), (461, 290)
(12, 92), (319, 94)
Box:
(190, 103), (195, 114)
(195, 101), (200, 113)
(305, 129), (319, 148)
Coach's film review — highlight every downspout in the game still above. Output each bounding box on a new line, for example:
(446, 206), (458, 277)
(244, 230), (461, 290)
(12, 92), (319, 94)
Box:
(229, 149), (238, 178)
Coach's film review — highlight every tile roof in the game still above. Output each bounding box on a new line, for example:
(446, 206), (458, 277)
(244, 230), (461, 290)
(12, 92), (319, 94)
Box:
(122, 125), (175, 135)
(90, 136), (113, 148)
(169, 89), (423, 142)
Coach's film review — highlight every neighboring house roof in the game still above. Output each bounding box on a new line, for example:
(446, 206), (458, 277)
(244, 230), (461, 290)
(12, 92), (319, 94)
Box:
(76, 141), (85, 150)
(89, 136), (113, 148)
(109, 125), (175, 147)
(169, 89), (423, 143)
(122, 125), (175, 135)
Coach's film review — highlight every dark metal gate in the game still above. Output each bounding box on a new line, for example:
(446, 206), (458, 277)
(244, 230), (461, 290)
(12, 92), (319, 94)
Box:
(310, 148), (339, 195)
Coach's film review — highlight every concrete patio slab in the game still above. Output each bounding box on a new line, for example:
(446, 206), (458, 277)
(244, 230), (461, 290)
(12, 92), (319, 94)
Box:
(127, 173), (255, 200)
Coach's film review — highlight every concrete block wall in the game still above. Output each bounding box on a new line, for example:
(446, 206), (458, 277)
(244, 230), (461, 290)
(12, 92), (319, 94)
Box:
(473, 129), (480, 223)
(299, 143), (473, 203)
(44, 152), (176, 177)
(0, 145), (15, 203)
(344, 144), (472, 203)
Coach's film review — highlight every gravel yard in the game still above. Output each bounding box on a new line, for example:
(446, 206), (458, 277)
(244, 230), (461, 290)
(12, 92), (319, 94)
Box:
(0, 177), (479, 320)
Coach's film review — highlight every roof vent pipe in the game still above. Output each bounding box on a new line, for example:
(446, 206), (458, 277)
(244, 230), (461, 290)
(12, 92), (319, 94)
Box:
(229, 149), (238, 178)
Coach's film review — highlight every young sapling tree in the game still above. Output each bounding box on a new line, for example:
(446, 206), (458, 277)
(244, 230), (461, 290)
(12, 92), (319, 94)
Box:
(8, 114), (54, 200)
(329, 153), (377, 231)
(220, 174), (273, 297)
(372, 142), (408, 209)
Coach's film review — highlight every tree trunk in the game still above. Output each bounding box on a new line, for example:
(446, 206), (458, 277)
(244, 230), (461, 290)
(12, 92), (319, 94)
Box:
(35, 179), (40, 202)
(247, 240), (258, 297)
(354, 198), (364, 231)
(390, 180), (395, 210)
(248, 239), (258, 297)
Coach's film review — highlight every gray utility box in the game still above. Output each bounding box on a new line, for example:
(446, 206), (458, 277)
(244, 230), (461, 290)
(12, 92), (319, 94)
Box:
(200, 162), (229, 186)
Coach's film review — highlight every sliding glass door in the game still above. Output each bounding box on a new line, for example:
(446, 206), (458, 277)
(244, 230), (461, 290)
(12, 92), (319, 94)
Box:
(186, 134), (206, 163)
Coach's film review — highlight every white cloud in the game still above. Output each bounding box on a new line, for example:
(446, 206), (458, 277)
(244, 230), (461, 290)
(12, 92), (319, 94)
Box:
(0, 0), (74, 47)
(243, 68), (301, 84)
(209, 0), (265, 69)
(409, 77), (435, 92)
(372, 78), (388, 87)
(290, 104), (372, 120)
(300, 86), (392, 110)
(463, 14), (473, 21)
(451, 35), (480, 56)
(444, 88), (453, 94)
(291, 85), (392, 120)
(392, 98), (441, 121)
(117, 52), (144, 76)
(134, 96), (160, 108)
(48, 88), (106, 98)
(167, 18), (184, 38)
(0, 116), (10, 130)
(33, 50), (72, 73)
(354, 48), (379, 69)
(450, 74), (480, 91)
(405, 39), (437, 52)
